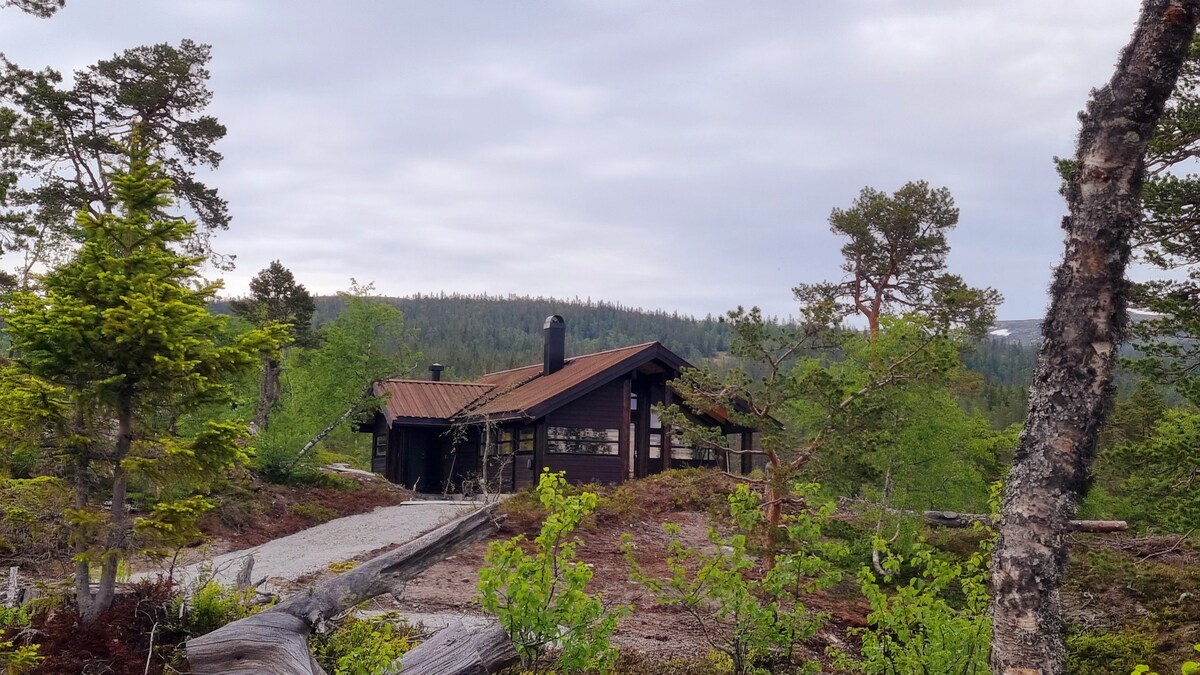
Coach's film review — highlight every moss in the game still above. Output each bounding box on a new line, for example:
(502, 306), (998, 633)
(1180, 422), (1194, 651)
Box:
(1067, 629), (1156, 674)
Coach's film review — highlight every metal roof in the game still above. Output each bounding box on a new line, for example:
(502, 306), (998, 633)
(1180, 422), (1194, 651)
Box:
(373, 380), (494, 423)
(469, 343), (659, 418)
(374, 341), (679, 423)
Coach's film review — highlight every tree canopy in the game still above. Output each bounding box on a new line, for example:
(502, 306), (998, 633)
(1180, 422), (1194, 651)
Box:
(795, 181), (1001, 341)
(0, 39), (227, 286)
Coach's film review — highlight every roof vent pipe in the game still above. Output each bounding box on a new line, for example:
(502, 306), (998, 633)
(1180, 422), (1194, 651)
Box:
(543, 315), (565, 375)
(429, 363), (444, 381)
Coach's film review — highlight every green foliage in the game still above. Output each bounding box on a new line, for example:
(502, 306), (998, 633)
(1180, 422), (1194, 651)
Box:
(834, 532), (992, 674)
(1100, 408), (1200, 532)
(309, 613), (416, 675)
(795, 180), (1000, 341)
(626, 483), (844, 675)
(478, 470), (628, 673)
(0, 476), (71, 559)
(253, 285), (417, 481)
(0, 133), (283, 619)
(230, 261), (317, 347)
(173, 578), (266, 638)
(0, 40), (227, 283)
(0, 604), (41, 673)
(1065, 629), (1156, 674)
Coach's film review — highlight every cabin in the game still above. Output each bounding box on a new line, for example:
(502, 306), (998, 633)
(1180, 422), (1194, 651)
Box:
(361, 315), (759, 493)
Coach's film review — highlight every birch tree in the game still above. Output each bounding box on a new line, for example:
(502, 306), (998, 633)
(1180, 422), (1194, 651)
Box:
(989, 1), (1200, 672)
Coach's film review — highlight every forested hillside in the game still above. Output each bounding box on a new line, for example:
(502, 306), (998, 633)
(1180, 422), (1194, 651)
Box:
(217, 293), (735, 379)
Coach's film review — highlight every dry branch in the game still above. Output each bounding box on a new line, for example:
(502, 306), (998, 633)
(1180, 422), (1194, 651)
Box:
(186, 504), (506, 675)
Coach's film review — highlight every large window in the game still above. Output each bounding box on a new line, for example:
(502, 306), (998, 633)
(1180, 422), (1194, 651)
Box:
(671, 433), (716, 462)
(548, 426), (620, 455)
(481, 428), (515, 456)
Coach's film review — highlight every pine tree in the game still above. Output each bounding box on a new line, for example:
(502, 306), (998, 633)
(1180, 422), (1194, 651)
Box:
(230, 261), (316, 430)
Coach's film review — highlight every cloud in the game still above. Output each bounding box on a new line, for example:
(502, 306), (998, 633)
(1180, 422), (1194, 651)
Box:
(0, 1), (1151, 320)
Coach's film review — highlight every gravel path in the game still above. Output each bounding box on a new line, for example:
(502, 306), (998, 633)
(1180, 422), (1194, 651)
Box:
(146, 501), (480, 591)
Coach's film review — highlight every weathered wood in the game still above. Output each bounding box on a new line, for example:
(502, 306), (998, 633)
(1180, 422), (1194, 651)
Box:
(988, 2), (1200, 673)
(187, 612), (327, 675)
(922, 511), (1127, 533)
(185, 503), (502, 675)
(386, 620), (518, 675)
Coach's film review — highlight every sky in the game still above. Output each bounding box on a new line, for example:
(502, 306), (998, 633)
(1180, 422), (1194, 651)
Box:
(0, 1), (1150, 320)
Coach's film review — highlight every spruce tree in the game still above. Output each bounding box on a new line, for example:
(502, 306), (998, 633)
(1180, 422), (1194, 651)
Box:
(1, 132), (283, 624)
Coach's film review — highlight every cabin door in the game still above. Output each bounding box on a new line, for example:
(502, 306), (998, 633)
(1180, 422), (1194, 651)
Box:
(403, 428), (441, 493)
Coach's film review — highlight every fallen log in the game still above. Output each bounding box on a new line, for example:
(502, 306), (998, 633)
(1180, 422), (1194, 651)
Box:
(187, 504), (504, 675)
(922, 511), (1127, 533)
(386, 620), (518, 675)
(836, 498), (1127, 533)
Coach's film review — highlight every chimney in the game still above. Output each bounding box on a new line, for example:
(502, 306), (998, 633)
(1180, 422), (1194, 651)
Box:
(429, 363), (444, 381)
(543, 315), (565, 375)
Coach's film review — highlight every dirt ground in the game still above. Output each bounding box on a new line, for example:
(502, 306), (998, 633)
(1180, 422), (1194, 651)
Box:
(362, 509), (870, 664)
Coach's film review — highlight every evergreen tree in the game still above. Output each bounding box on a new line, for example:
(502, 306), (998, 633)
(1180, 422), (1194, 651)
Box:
(795, 181), (1001, 341)
(230, 261), (316, 430)
(0, 134), (282, 623)
(0, 40), (227, 286)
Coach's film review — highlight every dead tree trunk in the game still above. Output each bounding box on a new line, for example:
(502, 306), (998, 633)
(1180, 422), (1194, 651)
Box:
(186, 504), (507, 675)
(386, 621), (517, 675)
(989, 2), (1199, 673)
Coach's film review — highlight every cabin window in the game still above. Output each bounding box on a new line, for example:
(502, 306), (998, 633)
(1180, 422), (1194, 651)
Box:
(517, 427), (535, 453)
(547, 426), (620, 455)
(374, 434), (388, 458)
(671, 433), (715, 462)
(482, 428), (516, 456)
(649, 432), (662, 459)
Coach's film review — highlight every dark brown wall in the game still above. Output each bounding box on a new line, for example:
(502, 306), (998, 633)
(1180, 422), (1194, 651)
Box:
(545, 380), (626, 485)
(546, 379), (625, 428)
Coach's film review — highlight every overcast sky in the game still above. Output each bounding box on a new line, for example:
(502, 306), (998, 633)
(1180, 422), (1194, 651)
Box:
(0, 1), (1149, 320)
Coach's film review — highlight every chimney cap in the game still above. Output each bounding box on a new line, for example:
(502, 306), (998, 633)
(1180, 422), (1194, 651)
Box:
(429, 363), (444, 371)
(544, 314), (565, 329)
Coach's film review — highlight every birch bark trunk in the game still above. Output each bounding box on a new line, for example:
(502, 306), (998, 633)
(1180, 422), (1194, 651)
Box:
(989, 2), (1199, 673)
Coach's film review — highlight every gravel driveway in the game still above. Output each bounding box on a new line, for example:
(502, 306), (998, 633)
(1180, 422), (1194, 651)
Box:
(145, 501), (481, 591)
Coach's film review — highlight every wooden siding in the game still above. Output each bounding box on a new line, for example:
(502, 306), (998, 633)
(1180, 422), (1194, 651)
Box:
(546, 379), (624, 428)
(545, 453), (624, 485)
(544, 379), (626, 485)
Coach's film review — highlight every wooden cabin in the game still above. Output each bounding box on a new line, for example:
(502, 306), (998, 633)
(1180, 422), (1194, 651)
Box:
(361, 315), (757, 493)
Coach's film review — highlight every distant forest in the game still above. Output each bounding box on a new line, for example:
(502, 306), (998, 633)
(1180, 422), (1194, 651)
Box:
(212, 292), (1039, 426)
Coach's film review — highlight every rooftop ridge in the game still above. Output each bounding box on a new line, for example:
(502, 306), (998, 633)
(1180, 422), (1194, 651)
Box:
(477, 341), (659, 379)
(379, 379), (494, 387)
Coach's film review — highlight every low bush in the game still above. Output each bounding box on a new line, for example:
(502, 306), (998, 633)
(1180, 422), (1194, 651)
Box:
(626, 482), (844, 675)
(309, 612), (418, 675)
(480, 470), (629, 674)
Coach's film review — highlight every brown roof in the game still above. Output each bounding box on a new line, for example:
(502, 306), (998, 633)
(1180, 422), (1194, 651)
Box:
(470, 343), (659, 418)
(374, 341), (688, 424)
(373, 380), (494, 422)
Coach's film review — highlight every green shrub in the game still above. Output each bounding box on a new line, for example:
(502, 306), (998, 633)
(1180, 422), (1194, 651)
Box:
(310, 612), (416, 675)
(0, 477), (72, 560)
(626, 483), (844, 675)
(0, 605), (41, 673)
(834, 531), (992, 674)
(289, 501), (339, 523)
(479, 470), (629, 674)
(173, 578), (266, 638)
